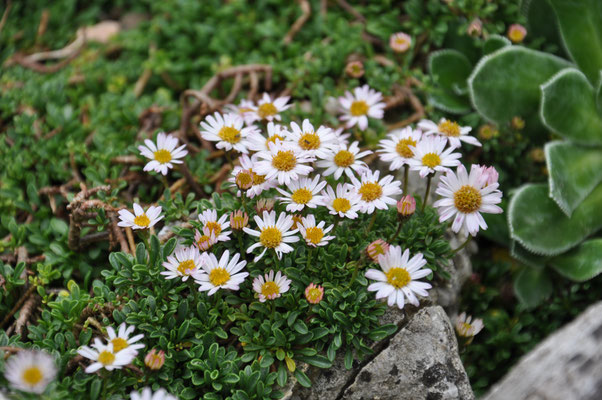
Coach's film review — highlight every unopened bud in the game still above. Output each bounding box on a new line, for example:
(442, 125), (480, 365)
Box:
(145, 349), (165, 370)
(345, 61), (364, 78)
(367, 239), (389, 263)
(397, 195), (416, 218)
(230, 210), (249, 230)
(507, 24), (527, 43)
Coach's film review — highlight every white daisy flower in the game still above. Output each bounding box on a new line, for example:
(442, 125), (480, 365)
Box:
(316, 141), (371, 180)
(418, 118), (481, 148)
(252, 270), (291, 302)
(131, 387), (177, 400)
(378, 126), (422, 170)
(276, 174), (326, 212)
(455, 312), (484, 338)
(117, 203), (163, 230)
(229, 154), (278, 198)
(195, 250), (248, 296)
(138, 132), (188, 176)
(106, 323), (145, 355)
(407, 136), (461, 178)
(4, 350), (57, 394)
(350, 170), (402, 214)
(194, 226), (217, 252)
(338, 85), (386, 130)
(200, 112), (257, 153)
(77, 339), (135, 373)
(246, 121), (288, 152)
(332, 127), (351, 146)
(161, 245), (204, 281)
(198, 209), (231, 242)
(285, 119), (338, 159)
(224, 99), (257, 126)
(243, 211), (299, 261)
(251, 93), (292, 122)
(321, 183), (362, 219)
(365, 246), (432, 309)
(253, 141), (313, 185)
(298, 215), (335, 247)
(433, 164), (503, 236)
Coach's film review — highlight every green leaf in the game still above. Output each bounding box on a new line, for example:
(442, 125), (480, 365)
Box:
(522, 0), (563, 50)
(509, 183), (602, 255)
(295, 355), (332, 369)
(294, 369), (311, 388)
(468, 46), (571, 139)
(429, 49), (473, 95)
(550, 239), (602, 281)
(549, 0), (602, 84)
(178, 320), (190, 341)
(511, 241), (548, 269)
(545, 141), (602, 215)
(344, 349), (353, 370)
(482, 34), (511, 55)
(427, 90), (471, 115)
(277, 363), (287, 387)
(513, 266), (553, 308)
(90, 379), (101, 400)
(540, 68), (602, 146)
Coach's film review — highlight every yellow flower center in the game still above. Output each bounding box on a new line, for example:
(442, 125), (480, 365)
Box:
(370, 243), (386, 257)
(332, 197), (351, 213)
(291, 188), (313, 204)
(209, 267), (230, 286)
(251, 169), (266, 185)
(306, 288), (322, 303)
(111, 337), (129, 353)
(453, 185), (482, 213)
(236, 171), (253, 188)
(261, 281), (280, 298)
(438, 120), (461, 137)
(396, 38), (408, 46)
(232, 216), (246, 228)
(259, 227), (282, 248)
(98, 350), (116, 366)
(350, 100), (369, 116)
(134, 214), (150, 228)
(272, 150), (297, 171)
(197, 235), (212, 248)
(266, 134), (284, 148)
(386, 267), (411, 289)
(358, 182), (383, 202)
(206, 221), (222, 235)
(218, 126), (241, 144)
(333, 150), (355, 167)
(509, 28), (525, 43)
(395, 138), (416, 158)
(305, 226), (324, 245)
(22, 366), (43, 385)
(421, 153), (441, 168)
(258, 102), (278, 119)
(154, 149), (172, 164)
(299, 133), (321, 150)
(177, 259), (196, 276)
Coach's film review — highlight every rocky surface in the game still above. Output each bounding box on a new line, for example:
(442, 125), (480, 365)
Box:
(483, 301), (602, 400)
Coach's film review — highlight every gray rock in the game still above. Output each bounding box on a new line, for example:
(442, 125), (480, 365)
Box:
(483, 301), (602, 400)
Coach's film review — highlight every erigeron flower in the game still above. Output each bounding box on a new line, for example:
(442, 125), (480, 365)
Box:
(378, 126), (423, 170)
(285, 119), (338, 159)
(230, 210), (249, 230)
(253, 141), (313, 185)
(367, 239), (389, 263)
(161, 245), (204, 281)
(316, 141), (371, 180)
(507, 23), (527, 43)
(138, 132), (188, 176)
(389, 32), (411, 53)
(455, 312), (484, 338)
(407, 136), (461, 178)
(350, 170), (402, 214)
(230, 154), (277, 198)
(276, 175), (326, 212)
(224, 99), (257, 126)
(251, 93), (292, 122)
(366, 246), (432, 309)
(131, 387), (177, 400)
(345, 60), (364, 78)
(338, 85), (385, 130)
(433, 164), (503, 236)
(117, 203), (163, 230)
(332, 127), (351, 146)
(4, 350), (57, 394)
(246, 121), (288, 152)
(144, 349), (165, 370)
(321, 183), (362, 219)
(478, 124), (498, 140)
(476, 165), (499, 186)
(199, 209), (231, 242)
(397, 195), (416, 218)
(195, 250), (248, 296)
(233, 168), (253, 191)
(106, 323), (145, 355)
(305, 283), (324, 304)
(255, 198), (276, 215)
(78, 339), (135, 373)
(298, 215), (335, 247)
(200, 112), (257, 153)
(253, 270), (291, 302)
(194, 227), (217, 252)
(418, 118), (480, 148)
(243, 211), (299, 261)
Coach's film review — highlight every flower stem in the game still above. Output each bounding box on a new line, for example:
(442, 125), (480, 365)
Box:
(421, 173), (433, 212)
(388, 219), (406, 244)
(306, 247), (313, 270)
(238, 232), (245, 258)
(451, 235), (472, 255)
(366, 212), (377, 233)
(403, 164), (409, 194)
(241, 191), (248, 214)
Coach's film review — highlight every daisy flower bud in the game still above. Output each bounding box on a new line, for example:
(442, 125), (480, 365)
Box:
(397, 195), (416, 218)
(194, 227), (216, 252)
(144, 349), (165, 370)
(345, 60), (364, 78)
(455, 312), (484, 338)
(467, 19), (482, 37)
(507, 23), (527, 43)
(230, 210), (249, 230)
(4, 350), (57, 394)
(255, 198), (275, 215)
(305, 283), (324, 304)
(389, 32), (411, 53)
(367, 239), (389, 263)
(235, 169), (254, 190)
(478, 124), (498, 140)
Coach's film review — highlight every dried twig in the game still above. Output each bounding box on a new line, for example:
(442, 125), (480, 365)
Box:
(336, 0), (365, 23)
(15, 294), (39, 338)
(0, 0), (12, 35)
(284, 0), (311, 45)
(0, 284), (36, 330)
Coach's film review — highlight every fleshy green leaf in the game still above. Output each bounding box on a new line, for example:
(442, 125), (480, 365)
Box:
(513, 266), (553, 308)
(509, 183), (602, 255)
(540, 68), (602, 146)
(522, 0), (563, 50)
(550, 239), (602, 281)
(545, 141), (602, 216)
(429, 49), (473, 95)
(511, 240), (548, 269)
(427, 90), (471, 115)
(482, 34), (511, 55)
(294, 369), (311, 388)
(596, 70), (602, 116)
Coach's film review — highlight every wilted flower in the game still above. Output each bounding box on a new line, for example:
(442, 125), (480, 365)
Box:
(367, 239), (389, 263)
(455, 312), (484, 338)
(345, 60), (364, 78)
(230, 210), (249, 230)
(397, 195), (416, 218)
(144, 349), (165, 370)
(305, 283), (324, 304)
(507, 23), (527, 43)
(389, 32), (411, 53)
(4, 350), (57, 394)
